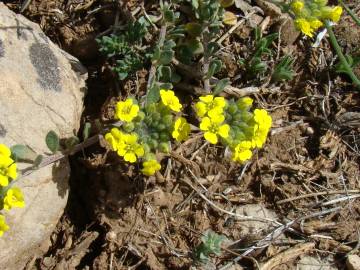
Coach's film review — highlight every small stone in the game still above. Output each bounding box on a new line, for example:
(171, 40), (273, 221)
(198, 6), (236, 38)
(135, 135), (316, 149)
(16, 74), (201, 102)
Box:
(306, 127), (314, 135)
(346, 255), (360, 270)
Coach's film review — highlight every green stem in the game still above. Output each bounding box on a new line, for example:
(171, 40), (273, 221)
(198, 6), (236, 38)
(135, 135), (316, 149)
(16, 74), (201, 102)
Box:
(339, 0), (360, 27)
(324, 20), (360, 88)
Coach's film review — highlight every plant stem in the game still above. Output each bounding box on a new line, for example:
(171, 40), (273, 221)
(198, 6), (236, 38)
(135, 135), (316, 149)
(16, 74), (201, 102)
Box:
(324, 20), (360, 88)
(202, 28), (211, 93)
(146, 25), (167, 92)
(338, 0), (360, 27)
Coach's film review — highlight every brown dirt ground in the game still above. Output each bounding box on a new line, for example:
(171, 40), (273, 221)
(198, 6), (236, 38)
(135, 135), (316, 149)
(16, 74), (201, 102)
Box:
(5, 0), (360, 269)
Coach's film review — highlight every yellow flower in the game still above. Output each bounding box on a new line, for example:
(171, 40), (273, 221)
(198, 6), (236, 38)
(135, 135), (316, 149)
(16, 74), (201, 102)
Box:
(309, 19), (323, 30)
(115, 99), (139, 122)
(251, 109), (272, 148)
(141, 159), (161, 176)
(3, 187), (25, 211)
(172, 117), (190, 142)
(329, 6), (342, 23)
(291, 0), (304, 15)
(200, 114), (230, 144)
(160, 89), (182, 112)
(104, 128), (124, 151)
(0, 215), (9, 237)
(321, 6), (342, 23)
(117, 133), (144, 163)
(0, 144), (17, 187)
(295, 18), (314, 37)
(237, 97), (253, 110)
(195, 95), (226, 118)
(232, 141), (253, 163)
(254, 109), (272, 131)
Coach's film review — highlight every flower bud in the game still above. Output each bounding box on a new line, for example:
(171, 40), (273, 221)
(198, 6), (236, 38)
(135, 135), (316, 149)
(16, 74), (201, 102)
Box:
(148, 139), (158, 149)
(152, 112), (161, 122)
(144, 117), (152, 126)
(151, 132), (159, 140)
(142, 143), (151, 154)
(159, 142), (170, 153)
(123, 122), (135, 132)
(159, 132), (170, 142)
(163, 115), (173, 127)
(134, 111), (145, 122)
(232, 114), (243, 122)
(227, 104), (238, 115)
(144, 152), (156, 161)
(157, 124), (166, 131)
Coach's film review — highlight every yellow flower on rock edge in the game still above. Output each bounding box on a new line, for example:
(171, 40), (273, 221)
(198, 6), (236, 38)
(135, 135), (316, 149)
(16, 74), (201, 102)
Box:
(3, 187), (25, 211)
(0, 144), (17, 187)
(0, 144), (11, 157)
(115, 99), (139, 122)
(195, 95), (226, 118)
(141, 159), (161, 176)
(251, 109), (272, 148)
(200, 114), (230, 144)
(172, 117), (190, 142)
(117, 133), (144, 163)
(0, 215), (9, 237)
(232, 141), (253, 163)
(295, 18), (314, 37)
(160, 89), (182, 112)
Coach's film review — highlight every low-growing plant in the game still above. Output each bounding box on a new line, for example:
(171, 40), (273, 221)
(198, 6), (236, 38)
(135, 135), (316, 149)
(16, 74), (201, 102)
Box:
(272, 55), (296, 82)
(195, 95), (272, 163)
(97, 20), (148, 80)
(239, 28), (278, 79)
(104, 89), (190, 176)
(194, 229), (227, 262)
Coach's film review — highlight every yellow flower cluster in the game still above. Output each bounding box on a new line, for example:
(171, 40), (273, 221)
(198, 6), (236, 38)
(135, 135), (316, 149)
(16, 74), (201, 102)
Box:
(0, 144), (25, 237)
(196, 95), (230, 144)
(195, 96), (272, 163)
(105, 128), (144, 163)
(105, 90), (273, 173)
(251, 109), (272, 148)
(105, 90), (190, 176)
(290, 0), (342, 37)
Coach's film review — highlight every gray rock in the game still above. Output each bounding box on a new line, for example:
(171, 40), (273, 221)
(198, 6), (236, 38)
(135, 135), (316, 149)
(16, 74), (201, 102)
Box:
(235, 204), (278, 236)
(297, 256), (337, 270)
(346, 255), (360, 270)
(0, 3), (86, 269)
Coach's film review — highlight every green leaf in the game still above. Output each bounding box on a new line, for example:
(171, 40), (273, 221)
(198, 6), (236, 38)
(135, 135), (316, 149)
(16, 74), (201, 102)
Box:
(213, 78), (230, 95)
(159, 50), (174, 65)
(336, 54), (360, 74)
(33, 155), (43, 168)
(206, 59), (222, 79)
(46, 130), (60, 153)
(185, 22), (203, 37)
(146, 85), (161, 104)
(186, 39), (204, 55)
(207, 42), (220, 56)
(11, 144), (37, 163)
(83, 122), (91, 140)
(157, 65), (172, 82)
(65, 136), (80, 151)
